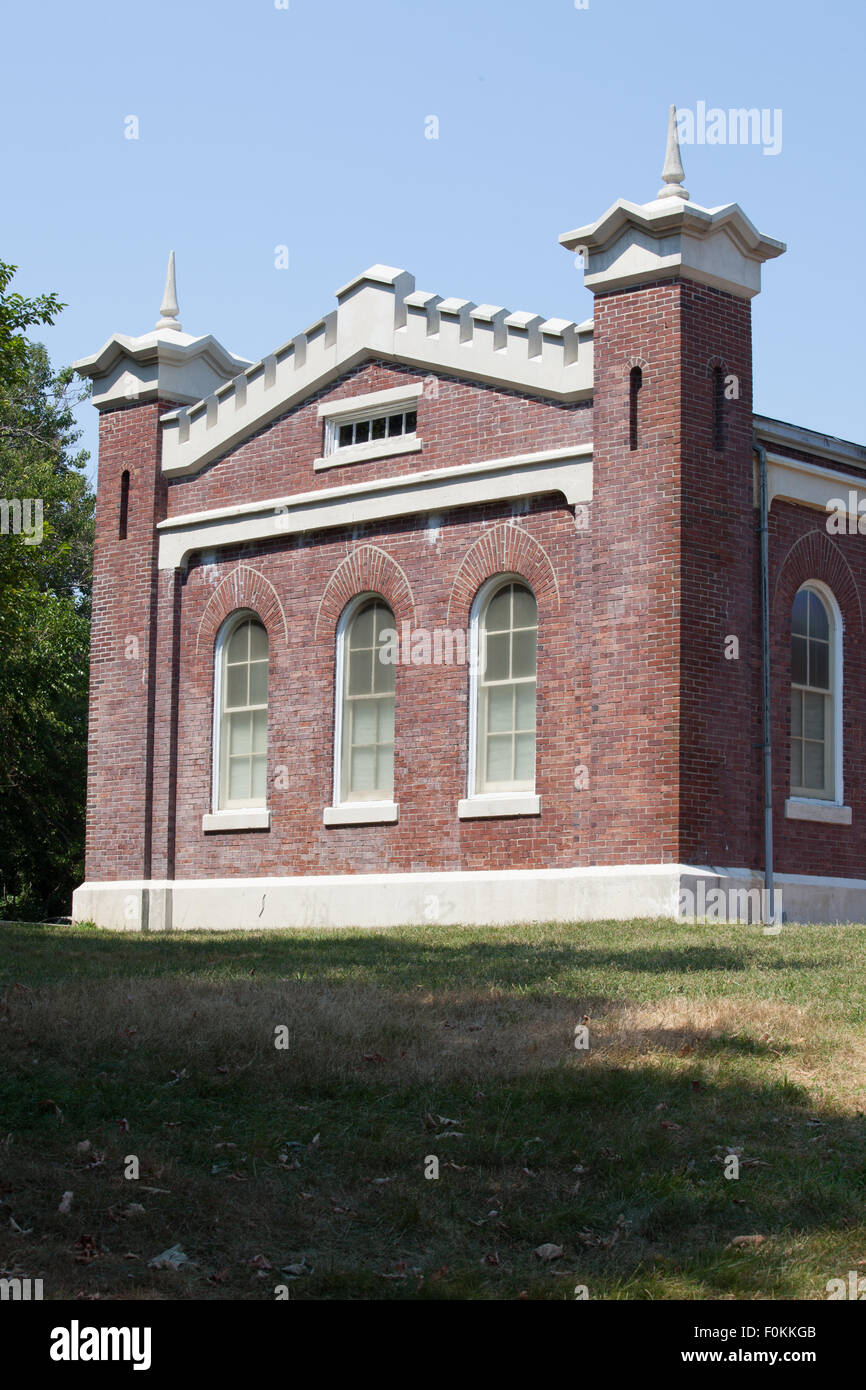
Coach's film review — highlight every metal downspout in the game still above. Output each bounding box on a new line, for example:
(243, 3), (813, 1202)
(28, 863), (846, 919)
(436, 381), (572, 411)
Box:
(755, 439), (776, 926)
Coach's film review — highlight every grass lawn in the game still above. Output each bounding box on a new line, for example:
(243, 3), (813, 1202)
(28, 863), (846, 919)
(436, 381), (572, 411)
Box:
(0, 917), (864, 1301)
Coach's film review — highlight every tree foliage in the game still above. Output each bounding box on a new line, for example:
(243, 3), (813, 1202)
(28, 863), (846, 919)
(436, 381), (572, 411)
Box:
(0, 261), (94, 918)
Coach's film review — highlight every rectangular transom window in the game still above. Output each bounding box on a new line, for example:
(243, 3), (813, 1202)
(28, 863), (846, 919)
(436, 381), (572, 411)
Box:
(328, 409), (417, 456)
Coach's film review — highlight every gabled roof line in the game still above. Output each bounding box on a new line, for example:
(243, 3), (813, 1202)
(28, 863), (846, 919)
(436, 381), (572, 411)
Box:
(159, 265), (594, 478)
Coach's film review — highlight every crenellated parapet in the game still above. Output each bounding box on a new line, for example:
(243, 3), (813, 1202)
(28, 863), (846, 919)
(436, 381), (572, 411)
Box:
(158, 265), (593, 478)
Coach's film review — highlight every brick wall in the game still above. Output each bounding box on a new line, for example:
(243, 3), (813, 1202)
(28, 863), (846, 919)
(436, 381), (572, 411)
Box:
(85, 400), (176, 881)
(770, 501), (866, 878)
(84, 304), (866, 891)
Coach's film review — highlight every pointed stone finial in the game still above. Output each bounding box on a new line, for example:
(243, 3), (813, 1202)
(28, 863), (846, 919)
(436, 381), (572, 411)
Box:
(657, 104), (689, 201)
(155, 251), (183, 331)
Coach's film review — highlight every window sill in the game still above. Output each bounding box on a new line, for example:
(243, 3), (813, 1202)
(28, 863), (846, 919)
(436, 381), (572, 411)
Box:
(458, 794), (541, 819)
(785, 798), (851, 825)
(202, 809), (271, 832)
(323, 802), (399, 826)
(314, 436), (422, 471)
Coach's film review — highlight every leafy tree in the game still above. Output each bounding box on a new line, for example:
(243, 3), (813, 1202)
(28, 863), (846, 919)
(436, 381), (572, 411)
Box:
(0, 262), (94, 918)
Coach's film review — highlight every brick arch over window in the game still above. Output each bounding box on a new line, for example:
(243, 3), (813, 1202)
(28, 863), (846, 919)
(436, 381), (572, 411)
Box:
(774, 530), (863, 633)
(195, 564), (288, 661)
(705, 354), (730, 376)
(447, 523), (560, 625)
(625, 353), (648, 373)
(314, 545), (416, 639)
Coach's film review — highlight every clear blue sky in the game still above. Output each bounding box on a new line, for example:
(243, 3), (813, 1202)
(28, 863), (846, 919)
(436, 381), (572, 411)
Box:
(3, 0), (864, 481)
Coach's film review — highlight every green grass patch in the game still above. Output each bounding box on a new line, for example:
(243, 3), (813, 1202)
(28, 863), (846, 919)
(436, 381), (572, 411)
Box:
(0, 917), (864, 1300)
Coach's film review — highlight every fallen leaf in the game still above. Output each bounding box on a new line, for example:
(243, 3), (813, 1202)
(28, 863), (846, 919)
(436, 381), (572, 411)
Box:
(481, 1251), (501, 1266)
(425, 1113), (462, 1130)
(76, 1140), (91, 1156)
(58, 1191), (74, 1215)
(534, 1243), (563, 1261)
(73, 1234), (100, 1264)
(726, 1234), (766, 1250)
(125, 1203), (145, 1217)
(148, 1243), (190, 1270)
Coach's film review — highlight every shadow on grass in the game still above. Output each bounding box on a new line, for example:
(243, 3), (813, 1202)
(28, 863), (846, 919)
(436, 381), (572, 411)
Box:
(0, 1042), (863, 1300)
(1, 919), (863, 1299)
(0, 920), (842, 995)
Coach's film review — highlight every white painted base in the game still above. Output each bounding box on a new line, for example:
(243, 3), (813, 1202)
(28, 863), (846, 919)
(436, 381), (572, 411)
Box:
(71, 863), (866, 931)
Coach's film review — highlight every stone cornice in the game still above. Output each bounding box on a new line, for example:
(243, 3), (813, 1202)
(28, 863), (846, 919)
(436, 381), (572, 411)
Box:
(74, 329), (252, 410)
(560, 196), (785, 299)
(754, 415), (866, 470)
(156, 444), (593, 570)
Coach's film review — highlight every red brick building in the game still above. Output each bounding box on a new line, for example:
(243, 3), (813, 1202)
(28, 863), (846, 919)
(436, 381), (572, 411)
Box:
(72, 115), (866, 930)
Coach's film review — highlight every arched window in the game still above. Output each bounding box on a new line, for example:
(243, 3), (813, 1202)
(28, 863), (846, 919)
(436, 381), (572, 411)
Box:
(336, 597), (395, 803)
(215, 614), (269, 809)
(472, 580), (537, 795)
(790, 585), (839, 801)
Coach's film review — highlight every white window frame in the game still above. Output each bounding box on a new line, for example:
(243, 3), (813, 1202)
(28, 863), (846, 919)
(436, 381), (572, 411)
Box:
(204, 610), (271, 831)
(315, 383), (423, 471)
(788, 580), (843, 808)
(459, 573), (541, 819)
(325, 592), (399, 825)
